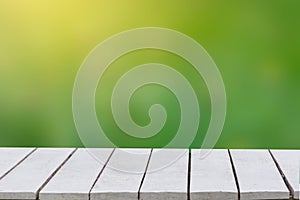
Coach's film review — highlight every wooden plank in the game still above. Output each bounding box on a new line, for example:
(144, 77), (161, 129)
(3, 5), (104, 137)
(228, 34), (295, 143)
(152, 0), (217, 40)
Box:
(40, 148), (113, 200)
(90, 149), (151, 200)
(190, 149), (238, 200)
(140, 149), (188, 200)
(0, 148), (35, 179)
(270, 150), (300, 199)
(230, 149), (289, 199)
(0, 148), (75, 199)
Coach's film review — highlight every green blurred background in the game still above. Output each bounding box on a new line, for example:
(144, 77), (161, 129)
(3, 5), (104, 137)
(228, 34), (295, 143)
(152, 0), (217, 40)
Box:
(0, 0), (299, 148)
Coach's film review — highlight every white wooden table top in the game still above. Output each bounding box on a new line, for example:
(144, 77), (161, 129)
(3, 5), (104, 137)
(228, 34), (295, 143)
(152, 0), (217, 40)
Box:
(0, 148), (298, 200)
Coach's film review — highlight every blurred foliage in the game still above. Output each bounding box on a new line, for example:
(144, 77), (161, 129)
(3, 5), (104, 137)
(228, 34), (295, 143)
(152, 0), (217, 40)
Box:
(0, 0), (299, 148)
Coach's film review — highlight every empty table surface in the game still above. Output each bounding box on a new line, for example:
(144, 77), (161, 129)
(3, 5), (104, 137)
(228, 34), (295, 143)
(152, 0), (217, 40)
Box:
(190, 149), (237, 200)
(0, 148), (298, 200)
(230, 150), (290, 199)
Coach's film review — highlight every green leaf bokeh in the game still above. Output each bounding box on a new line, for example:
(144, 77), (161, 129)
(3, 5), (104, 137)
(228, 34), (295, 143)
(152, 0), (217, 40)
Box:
(0, 0), (299, 148)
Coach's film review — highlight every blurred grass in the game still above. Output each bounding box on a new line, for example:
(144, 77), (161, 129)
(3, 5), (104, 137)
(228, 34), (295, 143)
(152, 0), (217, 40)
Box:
(0, 0), (299, 148)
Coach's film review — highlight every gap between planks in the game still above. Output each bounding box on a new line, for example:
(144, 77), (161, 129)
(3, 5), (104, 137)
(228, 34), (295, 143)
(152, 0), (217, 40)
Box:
(268, 150), (295, 200)
(36, 148), (78, 200)
(88, 148), (116, 200)
(138, 148), (153, 200)
(229, 149), (295, 200)
(0, 148), (37, 181)
(0, 148), (296, 200)
(228, 149), (241, 200)
(187, 149), (191, 200)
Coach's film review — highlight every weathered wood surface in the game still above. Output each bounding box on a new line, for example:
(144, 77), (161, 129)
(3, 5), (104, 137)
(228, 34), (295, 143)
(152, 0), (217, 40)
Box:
(190, 149), (237, 200)
(0, 148), (298, 199)
(230, 150), (290, 199)
(0, 148), (75, 199)
(91, 149), (151, 200)
(40, 148), (113, 200)
(270, 150), (300, 200)
(0, 148), (35, 180)
(140, 149), (189, 200)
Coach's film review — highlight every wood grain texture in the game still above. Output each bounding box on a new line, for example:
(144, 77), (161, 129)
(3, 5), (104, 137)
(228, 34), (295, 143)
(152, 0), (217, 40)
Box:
(270, 150), (300, 199)
(140, 149), (189, 200)
(0, 148), (297, 200)
(91, 149), (151, 200)
(230, 149), (289, 199)
(191, 149), (238, 200)
(0, 148), (75, 199)
(40, 148), (113, 200)
(0, 148), (34, 180)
